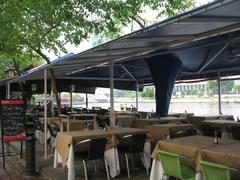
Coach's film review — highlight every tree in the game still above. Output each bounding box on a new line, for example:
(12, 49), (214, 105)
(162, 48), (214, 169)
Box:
(221, 80), (234, 94)
(207, 81), (218, 95)
(140, 86), (154, 98)
(233, 83), (240, 94)
(0, 53), (43, 98)
(0, 0), (194, 114)
(207, 80), (234, 95)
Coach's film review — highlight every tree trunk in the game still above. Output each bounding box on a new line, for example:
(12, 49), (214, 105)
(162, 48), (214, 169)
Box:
(49, 69), (61, 116)
(12, 58), (26, 99)
(35, 49), (62, 116)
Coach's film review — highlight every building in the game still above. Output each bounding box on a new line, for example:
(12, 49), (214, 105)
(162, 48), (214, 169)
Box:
(174, 82), (207, 95)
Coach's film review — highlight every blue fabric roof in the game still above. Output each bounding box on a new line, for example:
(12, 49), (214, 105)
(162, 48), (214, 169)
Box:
(6, 0), (240, 89)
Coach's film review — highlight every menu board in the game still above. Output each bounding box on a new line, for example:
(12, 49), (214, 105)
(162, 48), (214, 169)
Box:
(0, 100), (26, 136)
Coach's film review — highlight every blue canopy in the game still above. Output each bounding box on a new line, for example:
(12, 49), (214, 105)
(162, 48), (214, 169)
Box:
(3, 0), (240, 115)
(8, 0), (240, 86)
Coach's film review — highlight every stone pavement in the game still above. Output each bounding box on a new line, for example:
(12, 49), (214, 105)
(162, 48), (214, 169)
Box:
(0, 160), (21, 180)
(4, 141), (150, 180)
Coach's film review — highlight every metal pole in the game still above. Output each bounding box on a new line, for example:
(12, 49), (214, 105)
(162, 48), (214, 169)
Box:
(6, 83), (10, 99)
(136, 82), (139, 110)
(109, 61), (115, 127)
(70, 86), (73, 113)
(198, 43), (229, 74)
(85, 93), (88, 109)
(50, 79), (54, 116)
(44, 69), (48, 159)
(217, 72), (222, 115)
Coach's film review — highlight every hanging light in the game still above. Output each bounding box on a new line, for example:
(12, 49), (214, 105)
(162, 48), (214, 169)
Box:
(224, 45), (240, 62)
(31, 83), (37, 91)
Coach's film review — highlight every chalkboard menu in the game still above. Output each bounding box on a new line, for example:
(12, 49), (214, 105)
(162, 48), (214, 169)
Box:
(0, 100), (26, 136)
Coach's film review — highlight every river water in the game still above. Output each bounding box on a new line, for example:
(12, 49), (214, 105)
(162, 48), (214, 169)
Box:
(74, 101), (240, 119)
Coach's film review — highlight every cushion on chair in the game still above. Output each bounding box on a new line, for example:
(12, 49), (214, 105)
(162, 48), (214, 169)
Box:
(1, 134), (26, 142)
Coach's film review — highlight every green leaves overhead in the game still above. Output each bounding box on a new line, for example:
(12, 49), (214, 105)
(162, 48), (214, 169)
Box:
(0, 0), (194, 61)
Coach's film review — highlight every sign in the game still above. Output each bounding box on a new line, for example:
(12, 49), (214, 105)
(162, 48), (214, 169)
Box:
(0, 99), (26, 136)
(31, 83), (37, 91)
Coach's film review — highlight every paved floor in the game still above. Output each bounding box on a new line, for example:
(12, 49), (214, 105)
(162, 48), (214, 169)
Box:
(3, 142), (150, 180)
(0, 160), (21, 180)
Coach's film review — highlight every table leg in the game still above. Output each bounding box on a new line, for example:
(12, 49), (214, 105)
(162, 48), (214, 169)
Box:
(196, 171), (203, 180)
(104, 147), (120, 178)
(149, 159), (165, 180)
(54, 149), (58, 168)
(60, 119), (63, 132)
(67, 145), (75, 180)
(67, 120), (70, 132)
(140, 142), (151, 169)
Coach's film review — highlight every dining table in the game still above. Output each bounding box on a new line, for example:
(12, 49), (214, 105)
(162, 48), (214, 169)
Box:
(68, 113), (97, 129)
(189, 115), (234, 128)
(54, 127), (151, 180)
(150, 135), (239, 180)
(201, 142), (240, 179)
(200, 119), (240, 138)
(132, 117), (187, 129)
(146, 123), (194, 146)
(116, 115), (136, 127)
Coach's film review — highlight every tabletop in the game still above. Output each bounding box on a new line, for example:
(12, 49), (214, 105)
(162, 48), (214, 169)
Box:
(201, 142), (240, 169)
(146, 123), (194, 145)
(201, 119), (240, 125)
(201, 120), (240, 131)
(55, 128), (146, 167)
(152, 135), (238, 171)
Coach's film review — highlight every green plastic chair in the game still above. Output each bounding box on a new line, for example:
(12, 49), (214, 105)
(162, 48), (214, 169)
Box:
(157, 150), (195, 180)
(200, 160), (231, 180)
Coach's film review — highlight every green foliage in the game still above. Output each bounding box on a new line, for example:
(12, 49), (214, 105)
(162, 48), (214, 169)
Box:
(207, 80), (217, 95)
(233, 83), (240, 94)
(140, 86), (154, 98)
(197, 89), (203, 97)
(115, 89), (136, 98)
(143, 0), (194, 17)
(0, 0), (195, 61)
(0, 53), (43, 78)
(180, 91), (185, 98)
(207, 80), (234, 95)
(221, 80), (234, 94)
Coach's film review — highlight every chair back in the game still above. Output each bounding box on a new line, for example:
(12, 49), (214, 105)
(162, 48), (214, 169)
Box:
(186, 128), (197, 136)
(33, 120), (41, 130)
(201, 124), (215, 137)
(47, 124), (60, 138)
(88, 137), (107, 160)
(170, 128), (197, 138)
(200, 160), (230, 180)
(157, 150), (182, 178)
(231, 126), (240, 140)
(39, 122), (45, 132)
(129, 133), (146, 153)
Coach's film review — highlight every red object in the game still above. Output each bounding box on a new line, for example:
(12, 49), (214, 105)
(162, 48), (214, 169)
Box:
(1, 134), (26, 142)
(0, 100), (25, 105)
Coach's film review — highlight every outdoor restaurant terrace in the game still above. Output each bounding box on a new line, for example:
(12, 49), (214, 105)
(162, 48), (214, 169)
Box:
(1, 0), (240, 180)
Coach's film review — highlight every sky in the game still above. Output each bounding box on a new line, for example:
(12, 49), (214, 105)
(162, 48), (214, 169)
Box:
(47, 0), (213, 60)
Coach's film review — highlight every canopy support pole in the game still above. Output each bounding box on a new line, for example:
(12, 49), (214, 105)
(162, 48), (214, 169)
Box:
(109, 61), (115, 127)
(85, 93), (88, 109)
(217, 72), (222, 115)
(136, 82), (139, 110)
(6, 82), (10, 99)
(197, 43), (229, 74)
(50, 79), (54, 116)
(70, 86), (73, 113)
(44, 69), (48, 160)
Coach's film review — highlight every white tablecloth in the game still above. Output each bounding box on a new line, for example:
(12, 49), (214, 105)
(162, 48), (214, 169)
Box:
(54, 145), (119, 180)
(54, 142), (151, 180)
(35, 129), (50, 144)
